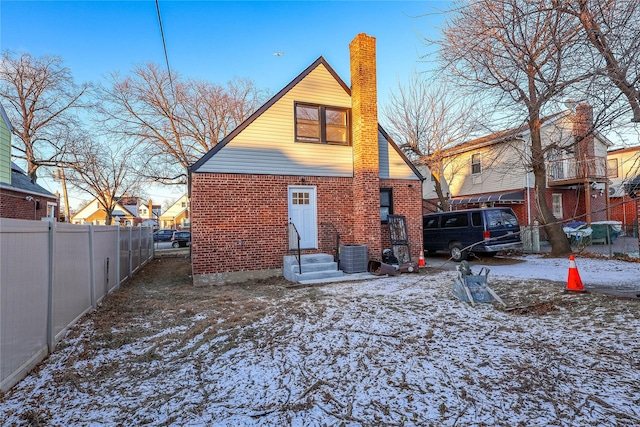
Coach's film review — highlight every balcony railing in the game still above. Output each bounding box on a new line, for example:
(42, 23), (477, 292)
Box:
(547, 156), (607, 185)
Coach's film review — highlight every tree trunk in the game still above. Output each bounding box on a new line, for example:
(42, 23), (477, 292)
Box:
(529, 116), (572, 257)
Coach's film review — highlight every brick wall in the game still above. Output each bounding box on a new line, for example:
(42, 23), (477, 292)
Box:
(350, 33), (381, 260)
(0, 188), (57, 220)
(608, 196), (638, 234)
(191, 173), (355, 276)
(379, 179), (423, 259)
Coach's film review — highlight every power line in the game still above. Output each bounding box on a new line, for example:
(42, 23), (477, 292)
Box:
(155, 0), (175, 94)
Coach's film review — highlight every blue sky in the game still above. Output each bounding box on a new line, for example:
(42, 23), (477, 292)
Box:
(2, 1), (447, 207)
(2, 0), (446, 105)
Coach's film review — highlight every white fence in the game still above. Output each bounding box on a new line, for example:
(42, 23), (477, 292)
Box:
(0, 219), (154, 392)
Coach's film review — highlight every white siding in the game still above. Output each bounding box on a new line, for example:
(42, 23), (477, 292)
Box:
(197, 65), (354, 177)
(378, 131), (420, 180)
(446, 140), (528, 197)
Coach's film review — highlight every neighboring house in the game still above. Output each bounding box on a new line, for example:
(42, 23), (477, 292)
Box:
(158, 194), (190, 230)
(422, 104), (612, 229)
(0, 104), (59, 221)
(71, 198), (136, 225)
(71, 196), (161, 226)
(189, 33), (424, 286)
(606, 145), (640, 236)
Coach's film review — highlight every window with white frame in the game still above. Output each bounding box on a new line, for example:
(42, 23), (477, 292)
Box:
(607, 158), (618, 178)
(471, 154), (482, 174)
(552, 194), (563, 218)
(46, 202), (56, 219)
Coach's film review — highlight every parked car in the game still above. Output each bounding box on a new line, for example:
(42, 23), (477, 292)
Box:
(154, 229), (176, 242)
(423, 207), (522, 262)
(171, 231), (191, 248)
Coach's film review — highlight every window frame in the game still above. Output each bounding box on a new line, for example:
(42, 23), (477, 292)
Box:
(607, 158), (619, 178)
(294, 102), (350, 146)
(471, 153), (482, 175)
(380, 188), (393, 224)
(552, 193), (563, 219)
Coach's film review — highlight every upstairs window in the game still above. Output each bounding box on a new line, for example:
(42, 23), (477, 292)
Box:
(607, 158), (619, 178)
(295, 103), (350, 145)
(471, 154), (482, 174)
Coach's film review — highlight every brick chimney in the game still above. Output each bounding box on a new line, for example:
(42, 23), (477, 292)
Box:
(350, 33), (381, 258)
(573, 103), (594, 158)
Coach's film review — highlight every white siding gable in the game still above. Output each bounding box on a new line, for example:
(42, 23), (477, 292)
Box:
(197, 64), (354, 177)
(378, 131), (420, 180)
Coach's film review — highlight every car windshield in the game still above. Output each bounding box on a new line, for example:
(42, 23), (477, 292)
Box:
(486, 210), (518, 229)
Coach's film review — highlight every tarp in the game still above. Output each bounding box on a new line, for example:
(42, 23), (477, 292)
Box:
(449, 190), (525, 205)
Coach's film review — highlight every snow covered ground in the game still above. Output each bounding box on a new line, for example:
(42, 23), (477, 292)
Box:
(1, 255), (639, 426)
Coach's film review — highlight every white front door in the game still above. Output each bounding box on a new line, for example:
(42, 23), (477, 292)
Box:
(288, 186), (317, 249)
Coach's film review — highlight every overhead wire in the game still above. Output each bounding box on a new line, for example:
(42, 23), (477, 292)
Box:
(155, 0), (175, 95)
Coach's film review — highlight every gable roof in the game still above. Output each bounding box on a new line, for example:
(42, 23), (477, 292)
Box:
(190, 57), (350, 173)
(0, 161), (57, 198)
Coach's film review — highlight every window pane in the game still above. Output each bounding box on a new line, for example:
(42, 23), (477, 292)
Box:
(380, 191), (390, 206)
(326, 109), (346, 125)
(296, 105), (320, 141)
(326, 126), (347, 143)
(326, 108), (348, 143)
(380, 207), (390, 222)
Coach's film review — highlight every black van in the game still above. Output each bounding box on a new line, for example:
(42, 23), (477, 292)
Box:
(423, 208), (522, 261)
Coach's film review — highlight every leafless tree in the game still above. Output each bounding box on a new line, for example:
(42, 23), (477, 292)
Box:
(435, 0), (592, 256)
(64, 135), (142, 225)
(558, 0), (640, 123)
(97, 63), (268, 185)
(383, 74), (481, 211)
(0, 51), (90, 182)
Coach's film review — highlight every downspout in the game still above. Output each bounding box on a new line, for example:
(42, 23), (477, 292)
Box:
(526, 172), (531, 226)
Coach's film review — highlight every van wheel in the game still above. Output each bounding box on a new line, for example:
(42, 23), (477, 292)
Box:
(450, 243), (468, 262)
(172, 241), (179, 248)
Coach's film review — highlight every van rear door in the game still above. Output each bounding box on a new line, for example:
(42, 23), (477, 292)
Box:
(483, 208), (520, 245)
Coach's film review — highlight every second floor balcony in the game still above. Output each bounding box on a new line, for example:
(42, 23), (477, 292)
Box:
(547, 156), (607, 186)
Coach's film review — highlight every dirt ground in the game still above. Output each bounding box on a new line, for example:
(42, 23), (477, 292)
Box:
(2, 253), (639, 426)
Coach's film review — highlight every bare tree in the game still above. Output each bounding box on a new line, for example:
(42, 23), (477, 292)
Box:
(97, 63), (268, 185)
(0, 51), (90, 182)
(64, 136), (141, 225)
(383, 74), (481, 211)
(558, 0), (640, 123)
(435, 0), (592, 256)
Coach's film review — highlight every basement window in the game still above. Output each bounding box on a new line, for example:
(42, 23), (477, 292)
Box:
(295, 103), (350, 145)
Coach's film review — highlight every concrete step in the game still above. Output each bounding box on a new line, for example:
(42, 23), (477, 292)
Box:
(290, 261), (338, 274)
(293, 269), (344, 282)
(283, 254), (340, 282)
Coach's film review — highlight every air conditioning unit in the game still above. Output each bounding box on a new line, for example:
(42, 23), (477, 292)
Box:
(609, 184), (625, 198)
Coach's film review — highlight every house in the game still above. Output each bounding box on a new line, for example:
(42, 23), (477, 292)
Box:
(0, 104), (59, 221)
(158, 194), (189, 230)
(422, 104), (612, 230)
(71, 196), (161, 226)
(188, 33), (424, 286)
(606, 145), (640, 236)
(71, 198), (137, 225)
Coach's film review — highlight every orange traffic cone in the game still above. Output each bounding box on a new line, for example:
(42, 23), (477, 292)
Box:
(566, 254), (585, 293)
(418, 251), (425, 267)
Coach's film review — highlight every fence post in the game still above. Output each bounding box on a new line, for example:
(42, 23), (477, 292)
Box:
(46, 221), (55, 353)
(138, 227), (142, 270)
(115, 224), (121, 289)
(128, 226), (133, 279)
(89, 224), (96, 309)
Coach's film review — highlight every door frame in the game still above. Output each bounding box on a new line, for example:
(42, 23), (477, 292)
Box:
(288, 185), (318, 250)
